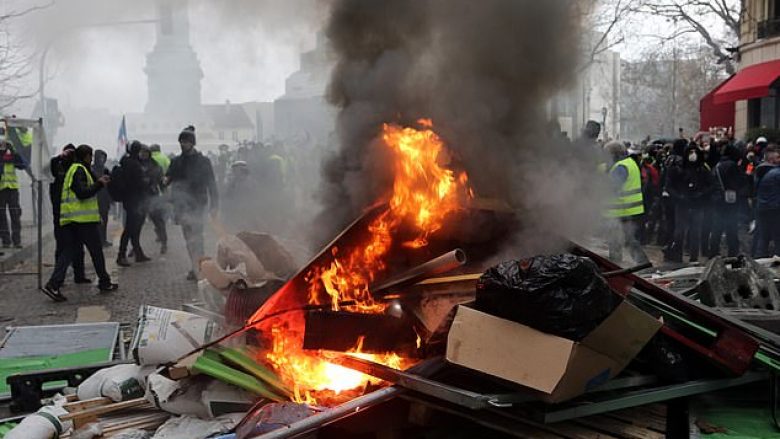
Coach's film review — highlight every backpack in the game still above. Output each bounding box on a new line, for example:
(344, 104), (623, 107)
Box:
(107, 164), (128, 202)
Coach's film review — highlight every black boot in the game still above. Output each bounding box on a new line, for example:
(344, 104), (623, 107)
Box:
(116, 252), (131, 267)
(135, 249), (151, 263)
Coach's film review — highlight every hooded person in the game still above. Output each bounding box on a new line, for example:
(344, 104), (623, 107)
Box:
(49, 144), (87, 283)
(603, 141), (650, 265)
(658, 138), (689, 248)
(138, 143), (167, 254)
(165, 125), (219, 280)
(707, 142), (747, 258)
(42, 145), (118, 301)
(755, 145), (780, 257)
(664, 143), (715, 263)
(92, 149), (112, 248)
(117, 141), (151, 266)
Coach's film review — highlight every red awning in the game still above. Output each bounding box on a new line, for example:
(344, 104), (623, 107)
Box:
(700, 77), (735, 131)
(714, 59), (780, 104)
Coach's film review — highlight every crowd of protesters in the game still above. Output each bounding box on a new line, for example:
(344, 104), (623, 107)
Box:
(580, 120), (780, 266)
(39, 125), (298, 301)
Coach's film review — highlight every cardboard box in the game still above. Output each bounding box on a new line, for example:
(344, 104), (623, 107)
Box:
(445, 301), (662, 403)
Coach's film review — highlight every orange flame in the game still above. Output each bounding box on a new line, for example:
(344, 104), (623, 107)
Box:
(264, 119), (472, 405)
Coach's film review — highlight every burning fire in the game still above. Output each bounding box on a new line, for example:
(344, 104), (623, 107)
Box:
(261, 119), (472, 405)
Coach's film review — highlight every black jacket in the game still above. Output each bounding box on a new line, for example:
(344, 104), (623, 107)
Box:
(665, 146), (714, 207)
(167, 150), (218, 213)
(119, 154), (147, 205)
(712, 147), (747, 201)
(50, 155), (74, 217)
(70, 164), (104, 200)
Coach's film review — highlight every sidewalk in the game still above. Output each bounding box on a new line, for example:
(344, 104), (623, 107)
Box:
(0, 217), (218, 332)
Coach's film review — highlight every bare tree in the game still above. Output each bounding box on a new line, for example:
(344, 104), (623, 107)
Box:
(578, 0), (642, 71)
(0, 2), (53, 111)
(632, 0), (743, 74)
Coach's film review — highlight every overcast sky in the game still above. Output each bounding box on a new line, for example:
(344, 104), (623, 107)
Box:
(7, 0), (327, 113)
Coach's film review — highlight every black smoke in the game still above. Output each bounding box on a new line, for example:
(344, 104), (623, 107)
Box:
(315, 0), (607, 253)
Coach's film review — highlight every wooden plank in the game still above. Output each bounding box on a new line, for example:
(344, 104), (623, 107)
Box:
(574, 416), (665, 439)
(605, 408), (666, 433)
(63, 397), (112, 412)
(543, 422), (621, 439)
(59, 398), (149, 421)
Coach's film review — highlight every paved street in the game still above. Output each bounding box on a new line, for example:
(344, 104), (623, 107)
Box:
(0, 216), (218, 330)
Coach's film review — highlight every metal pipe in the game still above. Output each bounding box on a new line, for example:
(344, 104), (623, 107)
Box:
(602, 262), (653, 278)
(371, 249), (467, 295)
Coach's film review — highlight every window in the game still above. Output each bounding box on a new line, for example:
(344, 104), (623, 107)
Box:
(218, 131), (224, 140)
(747, 82), (780, 130)
(232, 131), (239, 141)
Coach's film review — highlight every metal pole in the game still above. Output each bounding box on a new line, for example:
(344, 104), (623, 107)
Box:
(37, 178), (42, 290)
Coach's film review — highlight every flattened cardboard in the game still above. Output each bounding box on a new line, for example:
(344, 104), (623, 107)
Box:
(446, 306), (574, 394)
(445, 301), (661, 403)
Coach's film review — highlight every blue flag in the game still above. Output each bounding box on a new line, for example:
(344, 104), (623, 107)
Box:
(117, 115), (128, 158)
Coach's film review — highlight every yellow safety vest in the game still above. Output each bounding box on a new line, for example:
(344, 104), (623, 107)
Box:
(60, 163), (100, 226)
(605, 157), (645, 218)
(152, 151), (170, 174)
(19, 130), (32, 147)
(0, 163), (18, 190)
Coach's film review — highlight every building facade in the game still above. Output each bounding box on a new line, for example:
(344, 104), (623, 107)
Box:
(704, 0), (780, 139)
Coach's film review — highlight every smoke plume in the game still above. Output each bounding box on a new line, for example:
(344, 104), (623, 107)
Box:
(316, 0), (609, 254)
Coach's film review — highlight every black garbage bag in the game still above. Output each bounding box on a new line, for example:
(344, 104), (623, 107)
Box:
(475, 254), (621, 341)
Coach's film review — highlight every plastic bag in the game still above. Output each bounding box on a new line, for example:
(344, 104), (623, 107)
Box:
(476, 254), (620, 341)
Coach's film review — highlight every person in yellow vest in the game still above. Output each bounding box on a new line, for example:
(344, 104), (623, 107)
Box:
(603, 141), (650, 265)
(0, 141), (26, 248)
(149, 144), (170, 174)
(41, 145), (118, 302)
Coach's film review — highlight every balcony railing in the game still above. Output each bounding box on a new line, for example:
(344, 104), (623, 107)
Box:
(758, 18), (780, 39)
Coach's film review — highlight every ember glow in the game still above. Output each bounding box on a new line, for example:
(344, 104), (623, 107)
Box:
(263, 120), (472, 405)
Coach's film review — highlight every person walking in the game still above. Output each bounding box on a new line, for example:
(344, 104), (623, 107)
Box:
(0, 141), (26, 248)
(41, 145), (118, 301)
(665, 144), (714, 263)
(92, 149), (112, 248)
(50, 144), (88, 283)
(755, 145), (780, 258)
(117, 141), (151, 266)
(603, 141), (650, 265)
(165, 126), (218, 280)
(708, 143), (747, 258)
(139, 144), (167, 254)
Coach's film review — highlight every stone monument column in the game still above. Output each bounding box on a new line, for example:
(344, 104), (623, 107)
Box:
(144, 0), (203, 119)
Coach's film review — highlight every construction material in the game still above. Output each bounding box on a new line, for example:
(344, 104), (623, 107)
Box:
(131, 306), (221, 366)
(574, 245), (762, 375)
(371, 249), (468, 295)
(303, 310), (420, 355)
(7, 361), (127, 413)
(216, 348), (290, 397)
(151, 414), (242, 439)
(445, 302), (662, 403)
(4, 398), (73, 439)
(76, 364), (152, 402)
(695, 256), (780, 310)
(192, 353), (284, 401)
(0, 323), (119, 396)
